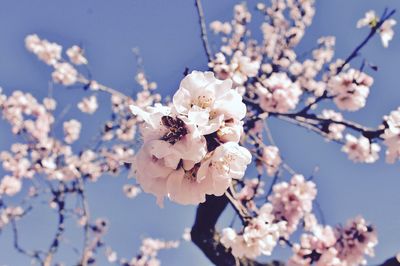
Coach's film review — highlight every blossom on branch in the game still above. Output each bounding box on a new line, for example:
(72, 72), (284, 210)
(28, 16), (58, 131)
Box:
(132, 71), (251, 205)
(342, 134), (380, 163)
(327, 69), (373, 111)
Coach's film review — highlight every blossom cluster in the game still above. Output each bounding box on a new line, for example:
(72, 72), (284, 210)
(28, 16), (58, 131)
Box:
(132, 71), (251, 205)
(289, 216), (377, 266)
(342, 134), (380, 163)
(25, 34), (84, 86)
(221, 203), (286, 259)
(268, 174), (317, 236)
(0, 90), (137, 196)
(381, 107), (400, 163)
(0, 1), (397, 265)
(107, 237), (179, 266)
(221, 175), (317, 259)
(327, 69), (373, 112)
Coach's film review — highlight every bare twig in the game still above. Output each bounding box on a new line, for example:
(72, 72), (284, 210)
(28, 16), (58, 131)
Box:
(195, 0), (213, 62)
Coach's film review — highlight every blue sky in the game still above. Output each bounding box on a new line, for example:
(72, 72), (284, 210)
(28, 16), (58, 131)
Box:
(0, 0), (399, 265)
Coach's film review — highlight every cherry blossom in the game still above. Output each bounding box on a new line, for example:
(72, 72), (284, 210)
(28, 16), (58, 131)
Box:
(257, 72), (302, 113)
(63, 119), (82, 144)
(210, 21), (232, 35)
(210, 52), (260, 88)
(132, 71), (251, 205)
(52, 62), (78, 85)
(78, 95), (98, 114)
(220, 204), (286, 259)
(261, 146), (281, 176)
(0, 175), (22, 196)
(0, 1), (398, 265)
(382, 107), (400, 163)
(327, 69), (373, 111)
(288, 225), (338, 266)
(268, 175), (317, 236)
(342, 134), (380, 163)
(66, 45), (88, 65)
(379, 19), (396, 48)
(357, 10), (378, 28)
(334, 216), (378, 265)
(321, 109), (345, 141)
(25, 34), (62, 65)
(173, 70), (246, 136)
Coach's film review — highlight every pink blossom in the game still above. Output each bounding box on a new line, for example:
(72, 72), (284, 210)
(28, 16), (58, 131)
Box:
(269, 175), (317, 236)
(167, 142), (251, 205)
(210, 52), (260, 87)
(262, 146), (281, 176)
(0, 176), (22, 196)
(379, 19), (396, 48)
(220, 204), (286, 259)
(78, 95), (98, 114)
(66, 45), (88, 65)
(257, 72), (302, 113)
(63, 119), (81, 144)
(321, 109), (345, 140)
(327, 69), (373, 111)
(123, 184), (141, 199)
(382, 107), (400, 163)
(52, 62), (78, 86)
(25, 34), (62, 65)
(342, 134), (380, 163)
(334, 216), (378, 265)
(357, 10), (378, 29)
(173, 71), (246, 136)
(210, 21), (232, 35)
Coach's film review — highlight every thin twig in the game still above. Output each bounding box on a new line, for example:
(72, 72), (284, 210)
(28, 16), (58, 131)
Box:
(195, 0), (213, 62)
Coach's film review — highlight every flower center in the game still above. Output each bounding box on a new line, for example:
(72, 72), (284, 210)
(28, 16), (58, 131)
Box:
(193, 95), (214, 109)
(160, 116), (188, 145)
(183, 163), (201, 183)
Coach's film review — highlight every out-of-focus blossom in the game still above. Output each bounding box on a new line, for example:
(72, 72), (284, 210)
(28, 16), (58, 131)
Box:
(321, 109), (345, 141)
(327, 69), (373, 111)
(379, 19), (396, 48)
(210, 21), (232, 35)
(63, 119), (81, 144)
(261, 146), (281, 176)
(210, 52), (260, 89)
(335, 216), (378, 265)
(52, 62), (78, 86)
(357, 10), (378, 28)
(221, 204), (286, 259)
(269, 175), (317, 236)
(66, 45), (88, 65)
(382, 107), (400, 163)
(123, 184), (141, 199)
(25, 34), (62, 65)
(257, 72), (302, 113)
(0, 176), (22, 196)
(342, 134), (380, 163)
(78, 95), (98, 114)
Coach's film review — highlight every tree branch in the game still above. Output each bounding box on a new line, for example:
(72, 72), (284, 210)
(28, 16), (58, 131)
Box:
(195, 0), (213, 62)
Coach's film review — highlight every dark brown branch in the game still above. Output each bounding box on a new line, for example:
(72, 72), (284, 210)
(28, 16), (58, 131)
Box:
(272, 112), (384, 141)
(195, 0), (213, 62)
(379, 256), (400, 266)
(191, 195), (283, 266)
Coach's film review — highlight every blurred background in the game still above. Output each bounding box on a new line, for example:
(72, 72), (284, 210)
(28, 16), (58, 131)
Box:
(0, 0), (399, 265)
